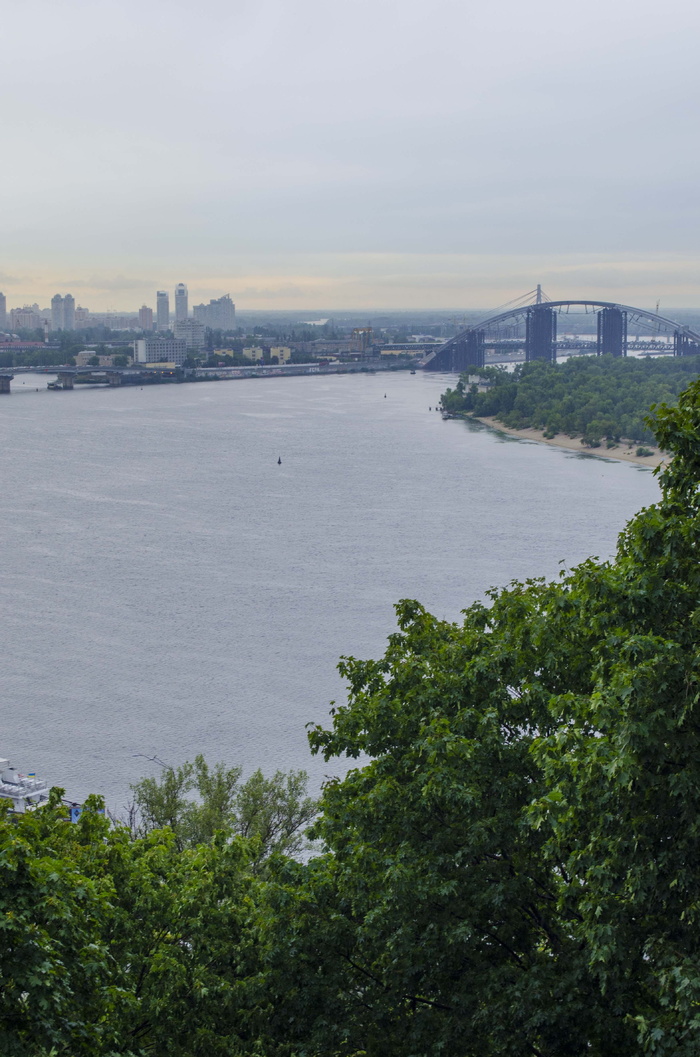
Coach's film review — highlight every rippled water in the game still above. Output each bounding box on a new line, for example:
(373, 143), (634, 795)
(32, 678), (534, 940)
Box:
(0, 371), (659, 809)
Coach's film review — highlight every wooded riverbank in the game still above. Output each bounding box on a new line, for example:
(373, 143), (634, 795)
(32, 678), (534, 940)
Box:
(470, 413), (666, 467)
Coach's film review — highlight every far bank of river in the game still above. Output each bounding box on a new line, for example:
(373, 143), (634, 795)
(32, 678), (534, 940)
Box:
(470, 414), (666, 468)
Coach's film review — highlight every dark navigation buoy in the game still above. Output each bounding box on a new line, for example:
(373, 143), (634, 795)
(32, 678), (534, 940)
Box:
(384, 393), (386, 398)
(278, 456), (282, 465)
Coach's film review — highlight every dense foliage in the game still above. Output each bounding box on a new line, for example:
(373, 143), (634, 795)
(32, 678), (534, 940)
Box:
(7, 382), (700, 1053)
(130, 755), (317, 861)
(0, 792), (264, 1057)
(440, 354), (700, 445)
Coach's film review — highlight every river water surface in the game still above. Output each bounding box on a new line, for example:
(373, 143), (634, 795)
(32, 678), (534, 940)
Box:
(1, 371), (659, 809)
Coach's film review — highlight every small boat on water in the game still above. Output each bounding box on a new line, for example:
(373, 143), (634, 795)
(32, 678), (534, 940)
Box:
(0, 757), (50, 813)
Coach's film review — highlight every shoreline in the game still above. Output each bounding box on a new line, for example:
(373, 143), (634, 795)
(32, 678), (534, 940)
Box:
(469, 415), (666, 468)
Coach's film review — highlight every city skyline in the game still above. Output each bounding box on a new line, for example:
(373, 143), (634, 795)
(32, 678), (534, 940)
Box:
(4, 259), (700, 316)
(0, 283), (237, 332)
(2, 0), (700, 310)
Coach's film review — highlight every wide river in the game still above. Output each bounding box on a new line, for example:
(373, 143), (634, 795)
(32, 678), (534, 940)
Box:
(1, 370), (659, 811)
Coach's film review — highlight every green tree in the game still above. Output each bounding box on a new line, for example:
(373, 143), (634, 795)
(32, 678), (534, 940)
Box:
(262, 381), (700, 1056)
(445, 355), (700, 447)
(130, 754), (317, 861)
(0, 790), (264, 1056)
(0, 792), (116, 1056)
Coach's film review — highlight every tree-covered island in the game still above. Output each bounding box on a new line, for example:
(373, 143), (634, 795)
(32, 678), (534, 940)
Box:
(440, 353), (700, 449)
(6, 382), (700, 1054)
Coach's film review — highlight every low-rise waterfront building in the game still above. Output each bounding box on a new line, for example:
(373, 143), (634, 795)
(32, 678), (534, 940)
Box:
(75, 351), (133, 367)
(134, 337), (187, 365)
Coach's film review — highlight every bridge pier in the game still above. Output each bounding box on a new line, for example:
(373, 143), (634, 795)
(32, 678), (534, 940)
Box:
(674, 332), (700, 357)
(57, 372), (74, 389)
(526, 307), (557, 363)
(452, 329), (485, 370)
(106, 372), (122, 386)
(0, 375), (13, 394)
(424, 295), (700, 373)
(597, 308), (627, 356)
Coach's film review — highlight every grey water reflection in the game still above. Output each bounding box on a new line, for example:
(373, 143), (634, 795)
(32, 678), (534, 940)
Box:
(0, 372), (658, 807)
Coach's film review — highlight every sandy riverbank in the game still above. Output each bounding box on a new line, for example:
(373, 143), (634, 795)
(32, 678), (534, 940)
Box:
(470, 415), (667, 468)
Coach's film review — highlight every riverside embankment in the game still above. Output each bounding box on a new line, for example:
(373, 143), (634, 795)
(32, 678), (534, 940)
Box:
(469, 414), (666, 468)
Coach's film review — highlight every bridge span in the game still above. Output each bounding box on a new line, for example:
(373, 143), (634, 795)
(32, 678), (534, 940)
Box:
(0, 365), (183, 394)
(423, 292), (700, 372)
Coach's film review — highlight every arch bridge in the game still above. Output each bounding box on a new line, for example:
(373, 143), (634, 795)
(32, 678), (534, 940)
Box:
(423, 294), (700, 372)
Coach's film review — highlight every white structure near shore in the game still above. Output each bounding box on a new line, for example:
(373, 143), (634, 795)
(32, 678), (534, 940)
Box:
(0, 758), (50, 812)
(134, 337), (187, 365)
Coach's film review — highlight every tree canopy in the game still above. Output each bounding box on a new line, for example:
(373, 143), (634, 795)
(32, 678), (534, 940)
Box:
(441, 354), (700, 446)
(130, 755), (317, 861)
(0, 791), (263, 1057)
(265, 380), (700, 1055)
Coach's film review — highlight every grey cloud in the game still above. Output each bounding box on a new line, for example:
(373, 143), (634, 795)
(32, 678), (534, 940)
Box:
(240, 285), (306, 300)
(60, 276), (152, 291)
(2, 0), (700, 308)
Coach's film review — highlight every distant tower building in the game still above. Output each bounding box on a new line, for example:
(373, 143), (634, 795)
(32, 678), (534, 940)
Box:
(63, 294), (75, 331)
(138, 305), (154, 331)
(156, 290), (170, 330)
(10, 305), (42, 330)
(51, 294), (64, 331)
(0, 292), (6, 330)
(193, 294), (236, 331)
(175, 283), (188, 322)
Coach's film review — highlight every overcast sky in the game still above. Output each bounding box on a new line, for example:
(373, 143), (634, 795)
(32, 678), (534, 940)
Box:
(2, 0), (700, 310)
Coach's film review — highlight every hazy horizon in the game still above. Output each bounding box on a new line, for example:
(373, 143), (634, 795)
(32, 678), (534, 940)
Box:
(3, 0), (700, 312)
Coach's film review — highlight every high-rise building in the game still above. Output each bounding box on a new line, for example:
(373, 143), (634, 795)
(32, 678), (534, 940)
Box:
(50, 294), (75, 331)
(174, 318), (205, 351)
(63, 294), (75, 331)
(193, 294), (236, 331)
(156, 291), (170, 330)
(0, 292), (6, 330)
(10, 305), (42, 330)
(175, 283), (188, 322)
(138, 305), (154, 331)
(51, 294), (64, 331)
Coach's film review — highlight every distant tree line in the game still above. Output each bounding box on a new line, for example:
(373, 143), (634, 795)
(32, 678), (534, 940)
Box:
(440, 354), (700, 446)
